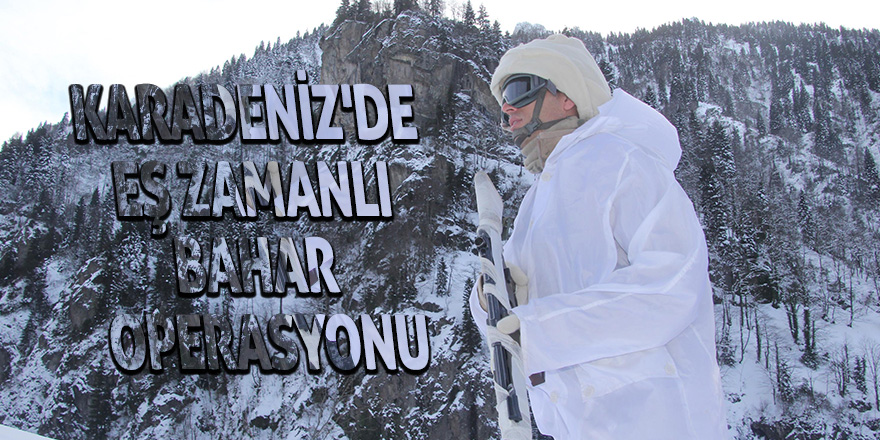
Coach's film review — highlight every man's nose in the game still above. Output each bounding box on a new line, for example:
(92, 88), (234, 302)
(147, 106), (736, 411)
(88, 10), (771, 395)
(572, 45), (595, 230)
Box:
(501, 102), (516, 113)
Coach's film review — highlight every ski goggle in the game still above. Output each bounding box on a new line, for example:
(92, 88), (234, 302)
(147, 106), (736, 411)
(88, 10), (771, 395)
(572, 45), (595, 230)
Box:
(501, 74), (557, 108)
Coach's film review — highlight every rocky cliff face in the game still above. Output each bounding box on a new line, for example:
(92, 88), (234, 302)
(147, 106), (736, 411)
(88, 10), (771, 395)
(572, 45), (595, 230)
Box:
(321, 12), (498, 136)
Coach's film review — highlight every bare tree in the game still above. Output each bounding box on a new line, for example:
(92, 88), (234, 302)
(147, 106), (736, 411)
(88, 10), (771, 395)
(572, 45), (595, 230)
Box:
(447, 0), (461, 20)
(830, 343), (851, 397)
(373, 0), (392, 15)
(863, 339), (880, 409)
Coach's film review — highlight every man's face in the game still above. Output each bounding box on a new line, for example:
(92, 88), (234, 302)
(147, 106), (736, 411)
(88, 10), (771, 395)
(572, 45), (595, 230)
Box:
(501, 98), (537, 131)
(502, 90), (577, 132)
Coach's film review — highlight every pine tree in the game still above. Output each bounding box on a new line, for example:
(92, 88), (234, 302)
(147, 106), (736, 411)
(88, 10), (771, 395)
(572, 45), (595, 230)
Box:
(688, 111), (703, 150)
(393, 0), (417, 14)
(462, 0), (475, 27)
(354, 0), (372, 20)
(490, 20), (503, 56)
(865, 52), (880, 93)
(855, 356), (868, 394)
(668, 54), (694, 113)
(598, 59), (617, 90)
(812, 86), (843, 161)
(459, 277), (483, 356)
(793, 82), (812, 132)
(769, 96), (788, 135)
(435, 258), (448, 295)
(426, 0), (443, 16)
(69, 195), (87, 245)
(333, 0), (352, 25)
(863, 148), (880, 205)
(735, 181), (776, 306)
(476, 4), (490, 31)
(656, 74), (668, 107)
(769, 60), (794, 135)
(644, 85), (659, 109)
(706, 120), (736, 191)
(755, 111), (767, 137)
(798, 192), (816, 248)
(700, 165), (726, 255)
(776, 342), (795, 403)
(801, 307), (818, 367)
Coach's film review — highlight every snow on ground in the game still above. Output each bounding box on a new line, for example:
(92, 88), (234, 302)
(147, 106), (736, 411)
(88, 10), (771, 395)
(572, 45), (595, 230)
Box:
(0, 424), (57, 440)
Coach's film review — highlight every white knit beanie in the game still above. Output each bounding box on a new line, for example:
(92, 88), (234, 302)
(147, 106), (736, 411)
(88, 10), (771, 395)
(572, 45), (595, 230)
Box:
(491, 34), (612, 121)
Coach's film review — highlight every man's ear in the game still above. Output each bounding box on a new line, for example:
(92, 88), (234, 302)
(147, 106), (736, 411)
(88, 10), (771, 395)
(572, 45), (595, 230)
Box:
(561, 94), (577, 112)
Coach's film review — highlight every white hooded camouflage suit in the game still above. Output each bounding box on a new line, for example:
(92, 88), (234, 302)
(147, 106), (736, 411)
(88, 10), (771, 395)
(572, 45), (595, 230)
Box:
(469, 35), (728, 439)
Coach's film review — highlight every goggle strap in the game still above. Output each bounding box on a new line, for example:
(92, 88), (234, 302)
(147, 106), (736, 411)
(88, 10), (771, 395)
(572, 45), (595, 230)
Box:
(511, 91), (548, 146)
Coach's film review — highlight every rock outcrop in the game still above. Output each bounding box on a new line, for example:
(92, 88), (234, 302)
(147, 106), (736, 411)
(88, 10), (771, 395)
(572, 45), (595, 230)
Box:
(320, 12), (498, 136)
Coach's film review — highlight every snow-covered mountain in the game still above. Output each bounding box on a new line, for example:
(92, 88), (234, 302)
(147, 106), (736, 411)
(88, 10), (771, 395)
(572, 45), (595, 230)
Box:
(1, 7), (880, 439)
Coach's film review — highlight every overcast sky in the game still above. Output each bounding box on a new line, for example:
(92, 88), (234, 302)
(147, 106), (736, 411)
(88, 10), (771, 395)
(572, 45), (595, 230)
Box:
(0, 0), (876, 144)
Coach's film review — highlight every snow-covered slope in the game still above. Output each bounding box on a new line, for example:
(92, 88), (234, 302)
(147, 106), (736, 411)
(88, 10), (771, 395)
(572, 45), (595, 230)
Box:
(1, 10), (880, 440)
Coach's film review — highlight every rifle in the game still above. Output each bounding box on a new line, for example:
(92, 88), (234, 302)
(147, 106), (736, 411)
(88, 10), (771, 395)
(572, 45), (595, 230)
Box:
(474, 171), (532, 440)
